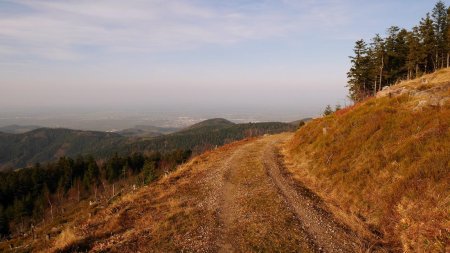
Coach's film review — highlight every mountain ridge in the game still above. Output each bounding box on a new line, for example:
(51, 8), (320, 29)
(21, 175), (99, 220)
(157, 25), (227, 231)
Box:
(1, 71), (448, 252)
(0, 119), (296, 170)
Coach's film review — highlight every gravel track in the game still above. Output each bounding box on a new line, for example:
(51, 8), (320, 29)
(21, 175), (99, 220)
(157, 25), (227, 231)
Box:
(206, 134), (368, 252)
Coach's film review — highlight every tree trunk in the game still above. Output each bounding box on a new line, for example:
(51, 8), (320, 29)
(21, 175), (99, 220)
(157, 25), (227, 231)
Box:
(436, 51), (439, 70)
(447, 53), (449, 68)
(378, 56), (383, 91)
(373, 80), (377, 96)
(77, 180), (80, 203)
(47, 197), (53, 220)
(415, 63), (419, 78)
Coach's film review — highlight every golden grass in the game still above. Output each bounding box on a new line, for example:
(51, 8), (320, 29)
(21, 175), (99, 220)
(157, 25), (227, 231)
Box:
(44, 138), (257, 252)
(52, 227), (79, 250)
(285, 71), (450, 252)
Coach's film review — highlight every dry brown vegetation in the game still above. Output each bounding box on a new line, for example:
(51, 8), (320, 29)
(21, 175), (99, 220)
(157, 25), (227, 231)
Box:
(8, 139), (254, 252)
(2, 70), (448, 253)
(41, 137), (316, 252)
(4, 134), (372, 252)
(284, 69), (450, 252)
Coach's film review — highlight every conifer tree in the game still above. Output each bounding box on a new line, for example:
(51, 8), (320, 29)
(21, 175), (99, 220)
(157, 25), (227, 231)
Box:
(142, 161), (156, 185)
(432, 1), (448, 68)
(446, 6), (450, 67)
(347, 1), (449, 101)
(347, 39), (372, 101)
(406, 27), (422, 79)
(420, 13), (437, 72)
(370, 34), (385, 92)
(323, 105), (333, 116)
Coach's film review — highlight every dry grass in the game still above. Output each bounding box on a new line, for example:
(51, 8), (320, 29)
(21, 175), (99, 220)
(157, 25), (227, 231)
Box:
(40, 138), (257, 252)
(216, 138), (312, 252)
(52, 228), (79, 250)
(284, 70), (450, 252)
(15, 136), (315, 252)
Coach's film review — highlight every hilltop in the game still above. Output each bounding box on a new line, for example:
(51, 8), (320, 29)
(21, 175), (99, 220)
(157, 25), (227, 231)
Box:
(0, 128), (125, 169)
(0, 119), (295, 170)
(0, 125), (41, 134)
(182, 118), (235, 131)
(116, 125), (179, 137)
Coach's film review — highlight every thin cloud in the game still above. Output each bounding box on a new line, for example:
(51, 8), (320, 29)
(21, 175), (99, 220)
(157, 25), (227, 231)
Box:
(0, 0), (352, 61)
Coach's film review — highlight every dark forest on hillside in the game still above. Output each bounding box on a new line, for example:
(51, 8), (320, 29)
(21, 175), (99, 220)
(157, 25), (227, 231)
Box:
(0, 150), (191, 237)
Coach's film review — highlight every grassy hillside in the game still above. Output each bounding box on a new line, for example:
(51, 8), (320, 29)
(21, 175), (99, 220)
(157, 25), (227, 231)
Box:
(284, 69), (450, 252)
(288, 118), (313, 127)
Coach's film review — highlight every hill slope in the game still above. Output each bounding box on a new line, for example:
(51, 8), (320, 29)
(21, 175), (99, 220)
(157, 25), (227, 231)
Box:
(0, 128), (125, 169)
(0, 120), (295, 170)
(0, 124), (41, 134)
(3, 134), (376, 252)
(129, 121), (296, 154)
(116, 125), (179, 137)
(284, 69), (450, 252)
(2, 70), (447, 251)
(182, 118), (235, 131)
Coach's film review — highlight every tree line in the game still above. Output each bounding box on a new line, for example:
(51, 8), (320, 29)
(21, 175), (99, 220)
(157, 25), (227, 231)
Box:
(0, 149), (191, 237)
(347, 1), (450, 101)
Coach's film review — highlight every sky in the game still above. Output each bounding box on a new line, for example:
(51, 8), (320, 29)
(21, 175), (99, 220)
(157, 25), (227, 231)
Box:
(0, 0), (443, 123)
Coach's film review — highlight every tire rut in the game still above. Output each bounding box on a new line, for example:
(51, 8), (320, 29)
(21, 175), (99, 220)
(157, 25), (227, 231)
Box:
(214, 138), (312, 252)
(203, 134), (375, 253)
(262, 138), (365, 253)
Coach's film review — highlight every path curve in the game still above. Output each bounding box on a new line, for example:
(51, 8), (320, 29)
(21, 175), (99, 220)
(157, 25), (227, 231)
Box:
(207, 134), (368, 252)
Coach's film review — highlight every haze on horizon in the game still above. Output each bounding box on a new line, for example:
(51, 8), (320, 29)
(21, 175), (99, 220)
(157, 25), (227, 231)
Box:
(0, 0), (436, 127)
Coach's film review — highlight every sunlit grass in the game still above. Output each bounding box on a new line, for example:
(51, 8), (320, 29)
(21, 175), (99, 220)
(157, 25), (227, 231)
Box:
(286, 70), (450, 252)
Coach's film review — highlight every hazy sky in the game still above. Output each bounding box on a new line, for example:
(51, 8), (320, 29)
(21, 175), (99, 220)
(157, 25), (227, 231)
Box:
(0, 0), (441, 118)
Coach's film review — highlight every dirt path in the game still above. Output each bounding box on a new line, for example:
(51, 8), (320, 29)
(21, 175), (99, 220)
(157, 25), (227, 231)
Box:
(263, 137), (365, 252)
(48, 134), (372, 252)
(206, 133), (366, 252)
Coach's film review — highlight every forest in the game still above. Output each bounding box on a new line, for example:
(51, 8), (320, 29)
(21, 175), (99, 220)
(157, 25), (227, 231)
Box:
(0, 119), (295, 238)
(0, 149), (191, 237)
(0, 121), (295, 170)
(347, 1), (450, 101)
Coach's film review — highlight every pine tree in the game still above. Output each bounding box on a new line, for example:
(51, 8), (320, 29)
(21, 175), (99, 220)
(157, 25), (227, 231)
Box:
(42, 184), (53, 220)
(106, 153), (124, 182)
(446, 7), (450, 67)
(384, 26), (409, 83)
(346, 1), (450, 100)
(432, 1), (448, 68)
(334, 104), (342, 112)
(420, 13), (437, 72)
(370, 34), (385, 92)
(142, 161), (156, 185)
(347, 39), (372, 101)
(83, 157), (100, 192)
(406, 27), (422, 79)
(323, 105), (333, 116)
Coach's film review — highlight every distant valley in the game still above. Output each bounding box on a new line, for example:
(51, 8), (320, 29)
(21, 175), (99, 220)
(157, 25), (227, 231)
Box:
(0, 118), (303, 170)
(0, 125), (41, 134)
